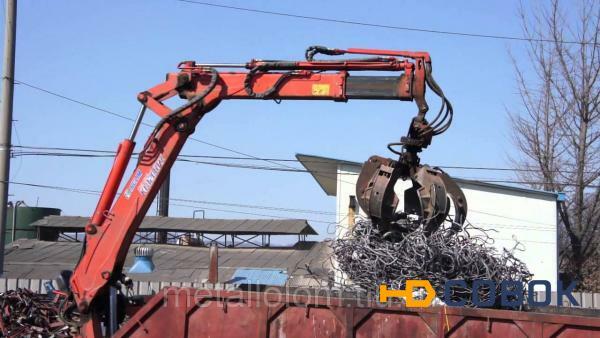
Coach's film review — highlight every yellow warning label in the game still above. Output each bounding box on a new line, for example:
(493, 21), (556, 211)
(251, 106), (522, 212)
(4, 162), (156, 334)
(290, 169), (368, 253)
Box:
(312, 84), (330, 96)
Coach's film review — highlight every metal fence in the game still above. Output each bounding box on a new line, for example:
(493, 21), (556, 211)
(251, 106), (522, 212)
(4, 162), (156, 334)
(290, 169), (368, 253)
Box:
(0, 278), (236, 296)
(0, 278), (598, 309)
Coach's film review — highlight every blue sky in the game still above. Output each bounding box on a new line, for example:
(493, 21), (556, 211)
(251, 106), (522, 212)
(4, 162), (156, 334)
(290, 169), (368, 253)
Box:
(2, 1), (544, 238)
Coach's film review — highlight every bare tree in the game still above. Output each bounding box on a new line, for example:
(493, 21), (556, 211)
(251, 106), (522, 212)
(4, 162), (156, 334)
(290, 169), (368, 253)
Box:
(508, 0), (600, 290)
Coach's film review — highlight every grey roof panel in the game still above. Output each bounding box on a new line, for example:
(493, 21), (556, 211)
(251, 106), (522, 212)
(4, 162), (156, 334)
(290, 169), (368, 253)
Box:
(295, 153), (559, 200)
(4, 239), (331, 286)
(32, 215), (317, 235)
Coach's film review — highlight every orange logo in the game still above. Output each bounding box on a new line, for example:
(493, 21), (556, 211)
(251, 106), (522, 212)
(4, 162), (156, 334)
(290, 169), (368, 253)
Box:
(379, 280), (435, 307)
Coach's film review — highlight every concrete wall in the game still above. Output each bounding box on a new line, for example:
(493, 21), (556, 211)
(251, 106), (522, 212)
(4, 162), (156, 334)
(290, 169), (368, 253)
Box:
(334, 164), (558, 289)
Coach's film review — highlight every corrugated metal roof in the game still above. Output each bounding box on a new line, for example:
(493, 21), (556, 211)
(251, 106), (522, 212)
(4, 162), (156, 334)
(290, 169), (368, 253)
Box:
(4, 239), (331, 286)
(295, 154), (339, 197)
(31, 216), (318, 235)
(295, 153), (559, 200)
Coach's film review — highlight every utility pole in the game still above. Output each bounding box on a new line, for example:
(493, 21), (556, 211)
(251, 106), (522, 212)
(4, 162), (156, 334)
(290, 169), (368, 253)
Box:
(157, 173), (170, 217)
(0, 0), (17, 276)
(156, 174), (170, 244)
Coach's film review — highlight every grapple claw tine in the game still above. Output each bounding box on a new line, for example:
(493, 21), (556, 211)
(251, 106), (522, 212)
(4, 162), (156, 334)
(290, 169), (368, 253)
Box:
(357, 156), (467, 237)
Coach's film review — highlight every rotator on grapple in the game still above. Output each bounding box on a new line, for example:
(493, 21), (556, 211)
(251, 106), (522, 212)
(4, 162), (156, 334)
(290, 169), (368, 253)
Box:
(54, 45), (466, 337)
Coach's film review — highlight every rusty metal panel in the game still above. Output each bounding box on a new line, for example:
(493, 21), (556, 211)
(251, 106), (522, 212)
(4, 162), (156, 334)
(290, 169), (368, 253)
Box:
(354, 310), (439, 337)
(446, 317), (531, 337)
(187, 300), (262, 337)
(115, 287), (600, 338)
(268, 305), (346, 338)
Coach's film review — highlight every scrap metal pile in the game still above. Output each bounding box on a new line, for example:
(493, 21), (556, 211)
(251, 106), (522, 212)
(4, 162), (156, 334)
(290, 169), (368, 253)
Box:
(0, 289), (71, 337)
(331, 220), (533, 308)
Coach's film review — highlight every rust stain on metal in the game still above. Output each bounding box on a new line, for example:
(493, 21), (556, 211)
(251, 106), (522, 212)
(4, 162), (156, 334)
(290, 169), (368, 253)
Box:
(208, 243), (219, 284)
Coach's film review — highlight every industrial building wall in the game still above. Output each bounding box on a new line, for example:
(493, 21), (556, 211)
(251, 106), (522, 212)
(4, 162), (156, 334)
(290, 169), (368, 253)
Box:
(335, 164), (362, 239)
(458, 182), (558, 289)
(335, 164), (558, 289)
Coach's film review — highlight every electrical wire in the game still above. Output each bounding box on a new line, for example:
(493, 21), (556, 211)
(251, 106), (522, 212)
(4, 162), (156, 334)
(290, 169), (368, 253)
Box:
(3, 180), (339, 219)
(10, 148), (600, 188)
(176, 0), (598, 46)
(18, 69), (594, 190)
(6, 179), (564, 230)
(10, 123), (23, 181)
(14, 81), (136, 123)
(12, 145), (600, 175)
(12, 79), (308, 173)
(169, 202), (334, 224)
(12, 77), (597, 224)
(12, 80), (363, 187)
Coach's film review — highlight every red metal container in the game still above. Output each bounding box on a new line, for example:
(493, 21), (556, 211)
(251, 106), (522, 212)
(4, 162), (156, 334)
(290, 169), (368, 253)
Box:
(115, 287), (600, 337)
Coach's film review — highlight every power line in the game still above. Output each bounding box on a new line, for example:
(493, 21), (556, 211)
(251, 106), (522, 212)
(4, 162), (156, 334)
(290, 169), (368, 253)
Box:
(10, 149), (316, 172)
(6, 181), (100, 196)
(13, 80), (370, 188)
(13, 79), (307, 172)
(170, 197), (336, 215)
(23, 74), (590, 188)
(176, 0), (596, 45)
(11, 152), (600, 189)
(13, 145), (305, 162)
(169, 203), (333, 224)
(14, 81), (135, 123)
(476, 222), (555, 231)
(13, 82), (599, 188)
(8, 179), (562, 230)
(13, 80), (366, 187)
(435, 165), (599, 175)
(12, 145), (600, 176)
(10, 147), (600, 188)
(469, 209), (555, 226)
(463, 179), (599, 188)
(4, 180), (338, 218)
(496, 237), (555, 245)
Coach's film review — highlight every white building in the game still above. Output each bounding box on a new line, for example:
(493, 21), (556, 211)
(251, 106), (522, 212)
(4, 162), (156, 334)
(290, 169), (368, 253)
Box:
(297, 154), (560, 289)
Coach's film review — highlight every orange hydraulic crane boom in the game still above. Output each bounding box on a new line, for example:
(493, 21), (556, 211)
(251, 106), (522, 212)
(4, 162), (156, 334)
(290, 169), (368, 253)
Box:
(60, 46), (463, 336)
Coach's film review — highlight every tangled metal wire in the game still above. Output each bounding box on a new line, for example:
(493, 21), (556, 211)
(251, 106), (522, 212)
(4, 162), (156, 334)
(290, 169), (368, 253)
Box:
(0, 288), (72, 337)
(331, 220), (533, 308)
